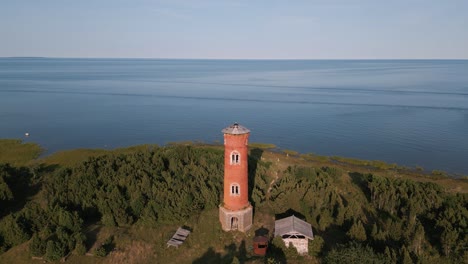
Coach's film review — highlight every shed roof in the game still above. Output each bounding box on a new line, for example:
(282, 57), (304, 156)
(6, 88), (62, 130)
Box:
(253, 236), (269, 243)
(222, 123), (250, 135)
(274, 215), (314, 240)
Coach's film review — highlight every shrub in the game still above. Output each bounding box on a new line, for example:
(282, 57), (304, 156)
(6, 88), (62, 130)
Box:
(308, 235), (324, 257)
(325, 242), (388, 264)
(75, 240), (87, 255)
(29, 234), (46, 257)
(94, 245), (107, 257)
(45, 240), (65, 261)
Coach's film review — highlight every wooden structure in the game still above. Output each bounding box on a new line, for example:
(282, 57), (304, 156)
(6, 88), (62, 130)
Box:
(274, 216), (314, 255)
(166, 227), (191, 248)
(253, 236), (269, 256)
(219, 123), (253, 232)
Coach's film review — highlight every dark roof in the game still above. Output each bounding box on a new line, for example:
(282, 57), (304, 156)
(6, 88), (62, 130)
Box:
(253, 236), (269, 243)
(222, 123), (250, 135)
(274, 216), (314, 240)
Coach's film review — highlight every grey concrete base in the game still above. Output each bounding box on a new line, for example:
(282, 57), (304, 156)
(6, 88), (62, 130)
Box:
(219, 205), (253, 232)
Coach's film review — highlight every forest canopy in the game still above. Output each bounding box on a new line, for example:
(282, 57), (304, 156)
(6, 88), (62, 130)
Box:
(0, 142), (467, 263)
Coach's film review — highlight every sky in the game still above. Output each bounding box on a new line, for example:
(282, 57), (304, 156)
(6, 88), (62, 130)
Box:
(1, 0), (467, 59)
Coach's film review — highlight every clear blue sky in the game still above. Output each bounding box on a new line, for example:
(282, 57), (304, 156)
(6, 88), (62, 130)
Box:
(1, 0), (467, 59)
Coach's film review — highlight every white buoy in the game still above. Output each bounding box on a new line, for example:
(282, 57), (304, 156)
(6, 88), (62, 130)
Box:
(25, 132), (30, 137)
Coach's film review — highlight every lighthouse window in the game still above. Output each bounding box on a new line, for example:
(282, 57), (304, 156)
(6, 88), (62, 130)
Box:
(231, 183), (240, 195)
(231, 151), (240, 165)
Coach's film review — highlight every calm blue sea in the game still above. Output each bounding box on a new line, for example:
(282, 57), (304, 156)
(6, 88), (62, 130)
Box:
(1, 58), (468, 175)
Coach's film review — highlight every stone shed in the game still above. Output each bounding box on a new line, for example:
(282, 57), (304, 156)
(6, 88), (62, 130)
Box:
(274, 215), (314, 255)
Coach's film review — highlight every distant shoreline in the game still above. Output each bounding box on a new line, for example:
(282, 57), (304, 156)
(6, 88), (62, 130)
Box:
(2, 57), (468, 61)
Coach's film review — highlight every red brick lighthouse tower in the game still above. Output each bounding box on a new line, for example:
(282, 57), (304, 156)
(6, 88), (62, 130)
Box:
(219, 123), (253, 232)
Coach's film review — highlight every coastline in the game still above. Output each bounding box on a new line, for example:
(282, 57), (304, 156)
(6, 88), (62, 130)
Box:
(1, 138), (466, 193)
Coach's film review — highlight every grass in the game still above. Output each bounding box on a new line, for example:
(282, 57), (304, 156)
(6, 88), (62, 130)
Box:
(0, 242), (41, 264)
(167, 141), (195, 146)
(62, 209), (276, 264)
(39, 144), (159, 167)
(0, 139), (42, 166)
(283, 149), (299, 156)
(301, 153), (330, 162)
(249, 143), (277, 149)
(331, 155), (399, 170)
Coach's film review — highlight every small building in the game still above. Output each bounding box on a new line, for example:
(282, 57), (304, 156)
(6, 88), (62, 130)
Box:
(274, 215), (314, 255)
(252, 236), (268, 256)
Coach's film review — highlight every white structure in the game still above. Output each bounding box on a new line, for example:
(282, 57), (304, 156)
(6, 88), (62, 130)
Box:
(274, 215), (314, 255)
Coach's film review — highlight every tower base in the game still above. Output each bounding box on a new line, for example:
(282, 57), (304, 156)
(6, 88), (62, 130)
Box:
(219, 205), (253, 232)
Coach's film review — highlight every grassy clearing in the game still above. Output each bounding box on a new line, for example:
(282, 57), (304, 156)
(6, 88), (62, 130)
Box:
(64, 209), (281, 264)
(282, 149), (299, 156)
(0, 139), (42, 166)
(301, 153), (330, 162)
(331, 155), (400, 170)
(0, 242), (42, 264)
(39, 148), (110, 167)
(39, 144), (159, 167)
(249, 143), (276, 149)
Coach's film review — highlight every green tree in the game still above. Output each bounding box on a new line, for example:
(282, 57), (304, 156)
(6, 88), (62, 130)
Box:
(308, 235), (324, 257)
(29, 233), (46, 257)
(400, 246), (413, 264)
(284, 242), (300, 260)
(45, 240), (65, 261)
(384, 247), (397, 263)
(231, 256), (240, 264)
(440, 228), (458, 256)
(347, 220), (367, 241)
(0, 234), (5, 253)
(74, 239), (86, 255)
(0, 167), (13, 201)
(94, 246), (107, 257)
(0, 214), (30, 248)
(410, 223), (425, 256)
(325, 242), (388, 264)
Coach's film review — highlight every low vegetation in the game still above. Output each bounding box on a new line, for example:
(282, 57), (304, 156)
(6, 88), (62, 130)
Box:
(0, 139), (467, 263)
(0, 139), (42, 166)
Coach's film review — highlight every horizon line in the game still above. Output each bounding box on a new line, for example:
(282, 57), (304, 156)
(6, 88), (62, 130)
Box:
(1, 56), (468, 61)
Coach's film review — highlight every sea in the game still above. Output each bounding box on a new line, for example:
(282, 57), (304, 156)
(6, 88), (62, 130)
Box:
(1, 58), (467, 175)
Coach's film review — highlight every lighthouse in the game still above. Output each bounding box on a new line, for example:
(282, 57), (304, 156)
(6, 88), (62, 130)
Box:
(219, 123), (253, 232)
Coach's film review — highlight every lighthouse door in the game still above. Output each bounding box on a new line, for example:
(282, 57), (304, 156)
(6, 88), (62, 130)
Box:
(231, 217), (239, 230)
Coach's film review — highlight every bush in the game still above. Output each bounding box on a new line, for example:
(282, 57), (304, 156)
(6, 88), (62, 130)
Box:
(75, 240), (87, 255)
(325, 242), (388, 264)
(309, 235), (324, 257)
(94, 235), (114, 257)
(94, 246), (107, 257)
(0, 214), (31, 248)
(431, 170), (448, 177)
(347, 220), (367, 241)
(29, 234), (46, 257)
(45, 240), (65, 261)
